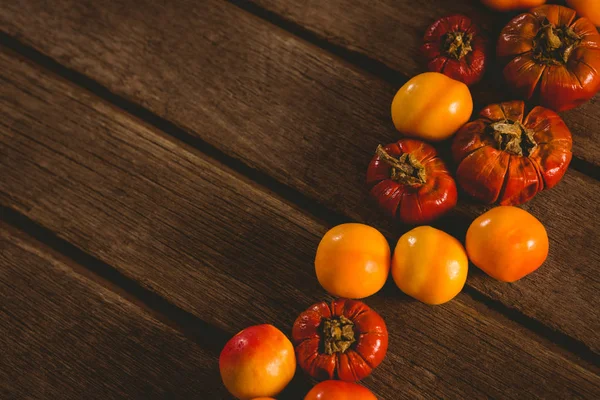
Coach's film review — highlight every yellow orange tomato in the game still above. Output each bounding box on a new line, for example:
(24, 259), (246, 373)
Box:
(567, 0), (600, 26)
(466, 206), (548, 282)
(481, 0), (546, 11)
(315, 223), (390, 298)
(392, 226), (468, 305)
(391, 72), (472, 141)
(220, 324), (296, 399)
(305, 380), (377, 400)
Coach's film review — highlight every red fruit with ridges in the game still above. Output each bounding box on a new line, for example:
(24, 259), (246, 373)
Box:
(422, 14), (489, 86)
(292, 299), (388, 382)
(452, 100), (572, 205)
(367, 139), (457, 224)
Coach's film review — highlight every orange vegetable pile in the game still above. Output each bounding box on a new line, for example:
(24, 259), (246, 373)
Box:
(218, 3), (597, 398)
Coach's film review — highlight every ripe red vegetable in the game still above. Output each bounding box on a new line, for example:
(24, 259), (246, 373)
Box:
(498, 5), (600, 111)
(452, 100), (572, 205)
(304, 380), (377, 400)
(367, 139), (457, 224)
(422, 14), (488, 86)
(292, 299), (388, 382)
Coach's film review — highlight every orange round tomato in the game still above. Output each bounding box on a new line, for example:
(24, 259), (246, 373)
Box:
(391, 72), (473, 141)
(315, 223), (390, 298)
(481, 0), (546, 12)
(305, 381), (377, 400)
(567, 0), (600, 26)
(220, 324), (296, 399)
(466, 206), (548, 282)
(392, 226), (468, 305)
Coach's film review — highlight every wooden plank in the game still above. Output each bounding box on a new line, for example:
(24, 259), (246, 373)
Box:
(2, 49), (600, 398)
(244, 0), (600, 167)
(1, 0), (598, 352)
(0, 223), (228, 399)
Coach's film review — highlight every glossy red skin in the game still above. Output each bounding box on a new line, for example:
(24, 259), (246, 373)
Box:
(422, 14), (488, 86)
(292, 299), (388, 382)
(304, 380), (377, 400)
(452, 100), (572, 205)
(498, 5), (600, 111)
(367, 139), (457, 224)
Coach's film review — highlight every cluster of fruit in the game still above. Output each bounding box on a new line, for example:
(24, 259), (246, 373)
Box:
(374, 4), (599, 225)
(217, 3), (599, 399)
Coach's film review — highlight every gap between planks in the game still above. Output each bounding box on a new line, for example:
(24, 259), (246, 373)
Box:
(0, 205), (229, 354)
(0, 221), (233, 398)
(0, 32), (352, 229)
(0, 213), (318, 398)
(0, 44), (598, 372)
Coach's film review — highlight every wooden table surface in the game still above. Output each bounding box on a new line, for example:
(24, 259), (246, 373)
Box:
(1, 0), (599, 398)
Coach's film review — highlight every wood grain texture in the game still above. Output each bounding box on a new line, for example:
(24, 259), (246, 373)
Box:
(246, 0), (600, 167)
(1, 0), (598, 352)
(2, 49), (600, 398)
(0, 223), (228, 399)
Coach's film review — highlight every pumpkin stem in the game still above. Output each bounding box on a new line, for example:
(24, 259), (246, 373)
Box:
(376, 145), (427, 186)
(534, 19), (581, 64)
(322, 315), (355, 355)
(442, 31), (473, 60)
(490, 121), (537, 157)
